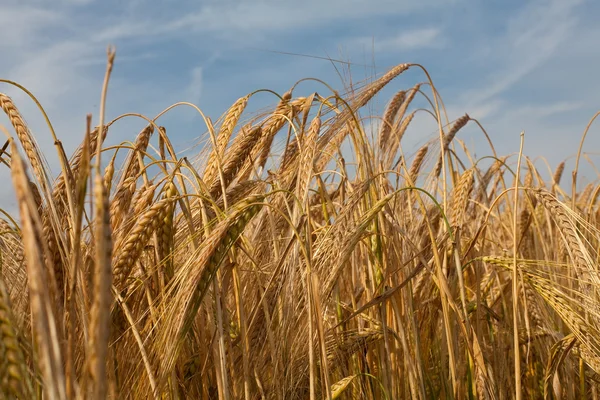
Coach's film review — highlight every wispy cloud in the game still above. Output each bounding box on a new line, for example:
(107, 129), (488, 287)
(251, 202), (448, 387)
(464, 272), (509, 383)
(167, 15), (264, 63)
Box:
(92, 0), (456, 41)
(355, 28), (444, 52)
(187, 66), (204, 103)
(461, 0), (584, 105)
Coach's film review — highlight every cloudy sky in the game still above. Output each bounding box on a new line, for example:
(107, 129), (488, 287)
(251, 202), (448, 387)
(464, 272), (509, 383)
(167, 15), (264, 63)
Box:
(1, 0), (599, 209)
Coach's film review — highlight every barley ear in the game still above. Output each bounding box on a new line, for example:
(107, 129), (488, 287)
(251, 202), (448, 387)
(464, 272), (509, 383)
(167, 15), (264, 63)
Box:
(450, 168), (475, 227)
(331, 375), (358, 399)
(434, 114), (470, 177)
(158, 195), (264, 384)
(0, 93), (49, 192)
(0, 273), (33, 399)
(379, 90), (406, 150)
(407, 145), (428, 185)
(204, 95), (250, 184)
(544, 334), (576, 400)
(9, 140), (66, 400)
(156, 180), (178, 280)
(113, 196), (174, 289)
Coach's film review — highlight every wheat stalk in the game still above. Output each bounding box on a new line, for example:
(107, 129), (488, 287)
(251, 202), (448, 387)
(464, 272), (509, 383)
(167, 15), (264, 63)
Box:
(88, 173), (113, 399)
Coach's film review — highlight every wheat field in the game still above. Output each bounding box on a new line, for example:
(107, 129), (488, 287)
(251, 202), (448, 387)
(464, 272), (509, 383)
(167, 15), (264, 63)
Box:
(1, 49), (600, 399)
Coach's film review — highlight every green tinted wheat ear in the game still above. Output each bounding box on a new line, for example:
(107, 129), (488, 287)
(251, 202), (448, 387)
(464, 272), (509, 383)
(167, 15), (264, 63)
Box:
(0, 274), (32, 399)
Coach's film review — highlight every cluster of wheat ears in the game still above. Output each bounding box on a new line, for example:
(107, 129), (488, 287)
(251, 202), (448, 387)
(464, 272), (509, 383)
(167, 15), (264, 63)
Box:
(1, 48), (600, 400)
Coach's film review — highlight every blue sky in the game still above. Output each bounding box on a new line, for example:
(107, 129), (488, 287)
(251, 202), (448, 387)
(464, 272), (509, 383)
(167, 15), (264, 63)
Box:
(1, 0), (599, 209)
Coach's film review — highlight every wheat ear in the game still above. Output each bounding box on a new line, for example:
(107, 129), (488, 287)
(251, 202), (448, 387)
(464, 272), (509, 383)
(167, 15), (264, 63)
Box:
(0, 273), (33, 399)
(204, 95), (250, 184)
(157, 195), (264, 385)
(0, 93), (48, 192)
(9, 140), (66, 400)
